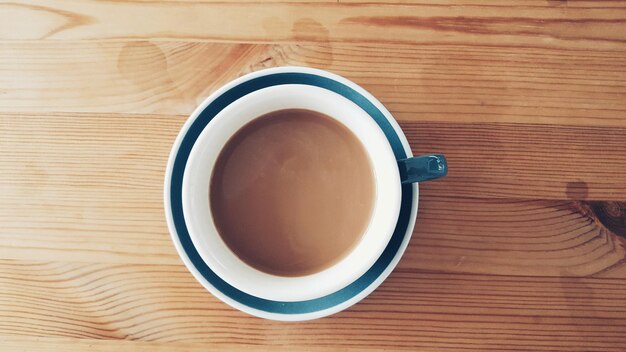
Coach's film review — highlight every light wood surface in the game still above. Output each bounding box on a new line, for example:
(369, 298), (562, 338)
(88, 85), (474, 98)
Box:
(1, 1), (625, 351)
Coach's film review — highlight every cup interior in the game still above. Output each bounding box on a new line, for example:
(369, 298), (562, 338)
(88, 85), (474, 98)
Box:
(182, 84), (401, 302)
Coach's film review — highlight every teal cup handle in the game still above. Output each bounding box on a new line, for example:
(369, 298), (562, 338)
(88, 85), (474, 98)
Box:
(398, 154), (448, 184)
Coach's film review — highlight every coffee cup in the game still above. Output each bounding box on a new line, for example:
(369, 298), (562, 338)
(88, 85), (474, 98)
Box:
(164, 66), (447, 321)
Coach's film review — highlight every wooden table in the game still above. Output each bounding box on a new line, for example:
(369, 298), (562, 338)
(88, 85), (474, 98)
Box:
(2, 1), (626, 351)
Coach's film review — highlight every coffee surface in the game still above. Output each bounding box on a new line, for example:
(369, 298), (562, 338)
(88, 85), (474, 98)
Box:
(210, 109), (375, 276)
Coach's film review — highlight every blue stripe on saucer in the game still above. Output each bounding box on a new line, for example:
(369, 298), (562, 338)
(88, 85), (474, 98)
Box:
(170, 72), (413, 314)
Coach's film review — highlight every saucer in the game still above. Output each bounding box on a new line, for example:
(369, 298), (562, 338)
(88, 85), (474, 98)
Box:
(164, 67), (418, 321)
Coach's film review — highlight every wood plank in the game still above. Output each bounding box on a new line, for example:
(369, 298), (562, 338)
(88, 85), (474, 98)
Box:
(339, 0), (626, 5)
(1, 112), (625, 276)
(0, 42), (261, 115)
(2, 189), (624, 276)
(61, 0), (626, 6)
(1, 42), (625, 128)
(1, 1), (625, 49)
(0, 260), (625, 351)
(0, 336), (369, 352)
(408, 196), (626, 278)
(2, 112), (625, 201)
(34, 0), (623, 6)
(404, 122), (626, 200)
(0, 112), (183, 265)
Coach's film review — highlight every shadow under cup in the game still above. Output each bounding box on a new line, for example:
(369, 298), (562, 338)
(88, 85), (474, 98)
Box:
(181, 84), (402, 302)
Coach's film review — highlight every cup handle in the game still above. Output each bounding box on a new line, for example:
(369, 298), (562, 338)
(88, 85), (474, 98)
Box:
(398, 154), (448, 184)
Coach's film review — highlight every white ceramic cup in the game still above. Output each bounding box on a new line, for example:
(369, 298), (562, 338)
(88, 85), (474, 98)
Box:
(182, 84), (402, 302)
(165, 66), (447, 320)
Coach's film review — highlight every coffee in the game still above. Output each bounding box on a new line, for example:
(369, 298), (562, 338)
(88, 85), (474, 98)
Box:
(210, 109), (375, 277)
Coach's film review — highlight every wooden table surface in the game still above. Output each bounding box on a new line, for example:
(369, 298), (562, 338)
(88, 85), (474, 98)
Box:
(2, 1), (626, 351)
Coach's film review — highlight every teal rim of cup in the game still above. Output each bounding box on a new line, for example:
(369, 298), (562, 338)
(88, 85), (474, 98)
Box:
(168, 71), (413, 315)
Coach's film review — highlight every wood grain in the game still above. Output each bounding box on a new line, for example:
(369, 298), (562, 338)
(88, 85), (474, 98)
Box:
(0, 260), (625, 351)
(2, 1), (626, 350)
(1, 1), (626, 50)
(1, 42), (625, 128)
(1, 113), (625, 277)
(0, 336), (372, 352)
(2, 112), (625, 209)
(404, 122), (626, 200)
